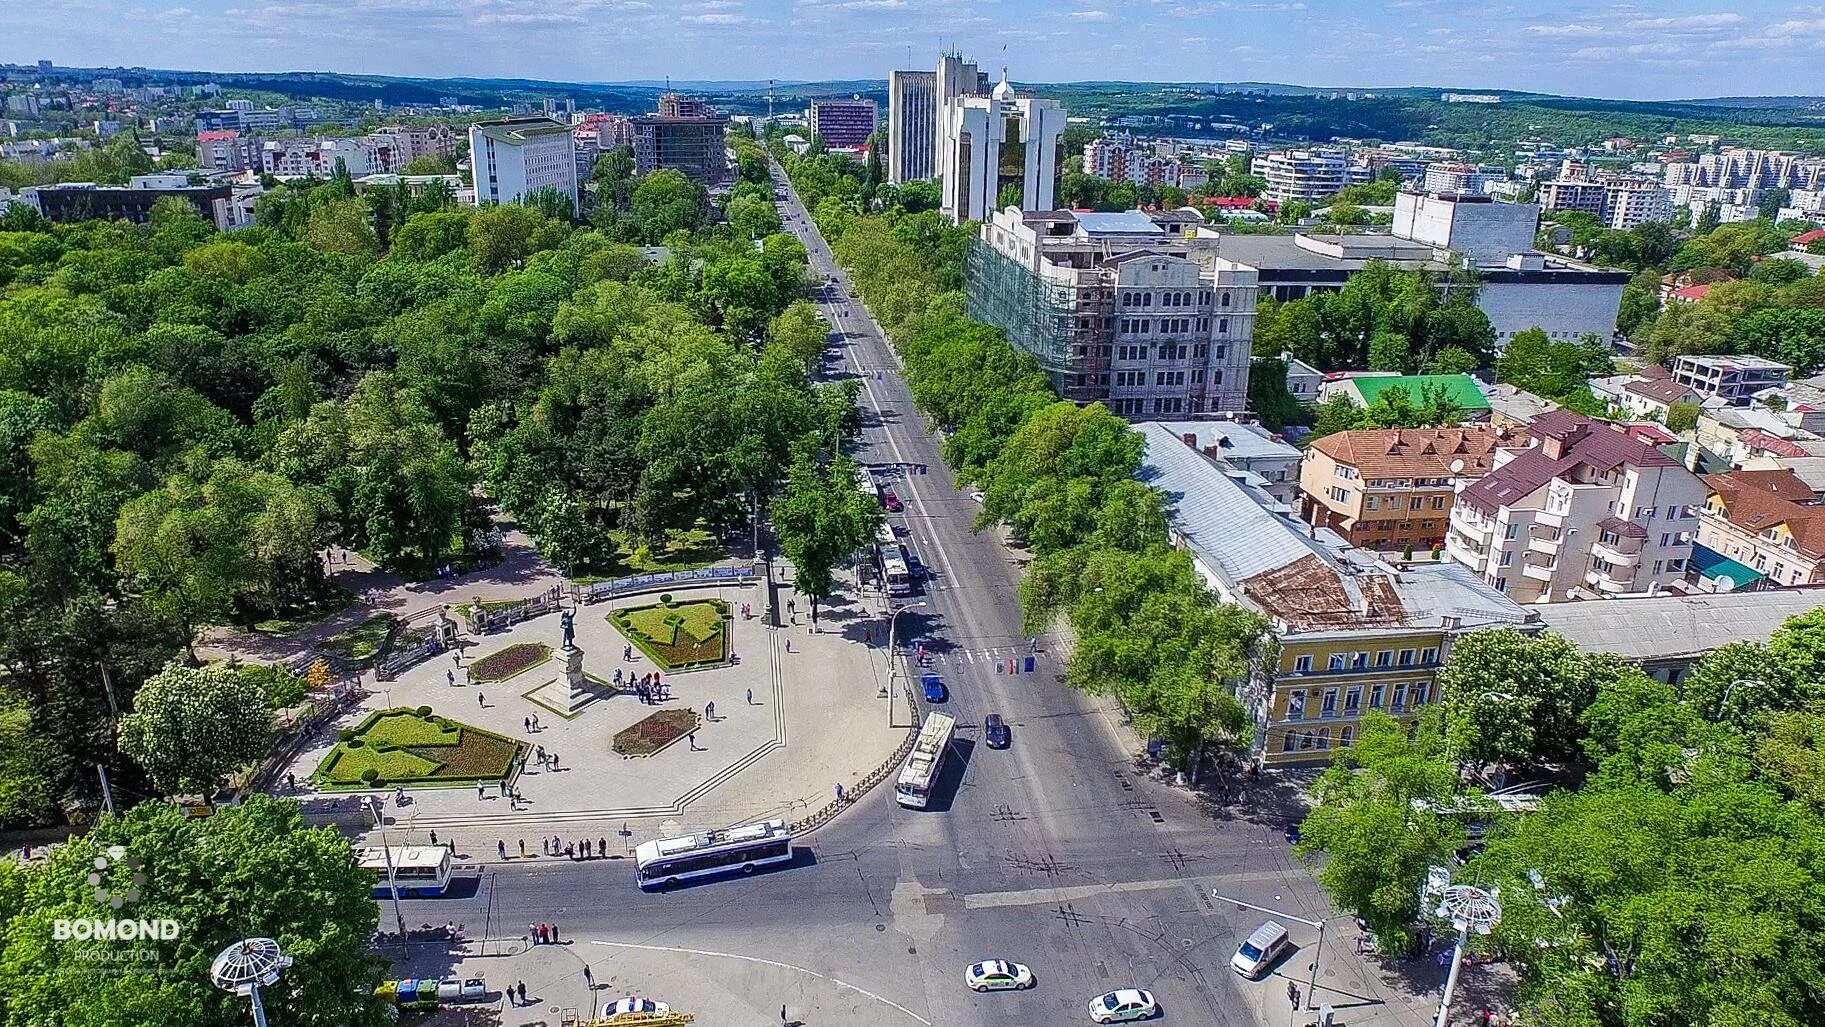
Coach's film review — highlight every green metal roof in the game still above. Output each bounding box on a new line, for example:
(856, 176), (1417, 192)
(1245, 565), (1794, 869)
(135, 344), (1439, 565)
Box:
(1349, 374), (1490, 410)
(1691, 544), (1764, 590)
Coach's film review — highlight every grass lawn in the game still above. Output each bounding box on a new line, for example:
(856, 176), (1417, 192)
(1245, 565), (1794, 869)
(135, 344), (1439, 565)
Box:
(318, 613), (394, 661)
(611, 599), (728, 670)
(315, 709), (519, 789)
(608, 527), (725, 574)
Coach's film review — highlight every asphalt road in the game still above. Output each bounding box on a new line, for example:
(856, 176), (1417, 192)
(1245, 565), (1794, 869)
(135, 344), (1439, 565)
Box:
(394, 173), (1363, 1027)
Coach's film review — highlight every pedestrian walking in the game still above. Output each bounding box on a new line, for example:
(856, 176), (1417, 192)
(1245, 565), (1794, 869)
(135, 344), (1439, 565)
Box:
(706, 701), (715, 720)
(583, 838), (592, 858)
(784, 638), (792, 653)
(536, 743), (545, 761)
(477, 781), (485, 799)
(447, 669), (456, 687)
(531, 714), (540, 731)
(430, 830), (438, 846)
(781, 1004), (788, 1023)
(746, 687), (754, 705)
(517, 982), (527, 1005)
(688, 731), (697, 750)
(582, 964), (594, 988)
(477, 691), (485, 707)
(566, 842), (575, 859)
(452, 649), (461, 667)
(552, 752), (560, 770)
(599, 835), (608, 855)
(549, 923), (559, 943)
(624, 644), (633, 662)
(835, 782), (844, 801)
(524, 716), (531, 733)
(497, 840), (506, 859)
(518, 839), (526, 857)
(285, 771), (295, 791)
(788, 598), (796, 617)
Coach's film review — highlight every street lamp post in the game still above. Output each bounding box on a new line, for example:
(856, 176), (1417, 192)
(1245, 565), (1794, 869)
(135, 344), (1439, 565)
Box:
(1211, 890), (1328, 1013)
(885, 600), (927, 728)
(1423, 873), (1503, 1027)
(211, 938), (293, 1027)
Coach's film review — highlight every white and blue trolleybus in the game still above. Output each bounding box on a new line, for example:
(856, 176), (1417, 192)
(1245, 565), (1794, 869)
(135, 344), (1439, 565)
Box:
(357, 845), (454, 898)
(895, 712), (955, 809)
(634, 819), (794, 889)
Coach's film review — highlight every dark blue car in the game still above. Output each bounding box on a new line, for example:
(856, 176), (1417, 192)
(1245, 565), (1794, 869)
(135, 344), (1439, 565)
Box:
(922, 673), (946, 703)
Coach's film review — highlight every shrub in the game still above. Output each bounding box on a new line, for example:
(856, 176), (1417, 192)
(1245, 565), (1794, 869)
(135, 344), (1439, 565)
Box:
(416, 705), (432, 717)
(660, 593), (673, 604)
(360, 769), (379, 785)
(346, 738), (365, 748)
(338, 728), (356, 743)
(1401, 544), (1414, 561)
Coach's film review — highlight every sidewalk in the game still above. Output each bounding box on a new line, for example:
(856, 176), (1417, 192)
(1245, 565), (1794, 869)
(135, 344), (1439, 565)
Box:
(277, 578), (909, 862)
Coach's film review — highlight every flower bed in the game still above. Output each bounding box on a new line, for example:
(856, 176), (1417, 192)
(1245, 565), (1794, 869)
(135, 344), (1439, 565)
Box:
(469, 642), (551, 683)
(610, 598), (728, 670)
(315, 709), (520, 789)
(612, 709), (700, 757)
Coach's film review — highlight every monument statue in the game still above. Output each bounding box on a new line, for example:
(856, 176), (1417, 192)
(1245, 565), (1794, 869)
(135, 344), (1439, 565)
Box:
(560, 609), (575, 650)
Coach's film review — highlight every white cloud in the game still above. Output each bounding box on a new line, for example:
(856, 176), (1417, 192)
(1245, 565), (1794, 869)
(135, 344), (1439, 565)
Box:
(1523, 23), (1605, 37)
(682, 11), (745, 22)
(1633, 13), (1743, 30)
(1070, 9), (1110, 19)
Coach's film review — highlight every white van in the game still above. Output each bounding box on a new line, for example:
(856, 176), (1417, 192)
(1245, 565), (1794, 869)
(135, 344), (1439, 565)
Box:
(1230, 920), (1290, 978)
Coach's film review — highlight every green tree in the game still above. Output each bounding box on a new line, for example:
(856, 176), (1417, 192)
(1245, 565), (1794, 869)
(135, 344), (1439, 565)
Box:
(117, 661), (271, 798)
(0, 796), (387, 1026)
(631, 169), (706, 243)
(1297, 712), (1469, 949)
(772, 449), (881, 623)
(1438, 628), (1598, 768)
(1665, 400), (1701, 433)
(304, 196), (378, 257)
(769, 300), (832, 371)
(1422, 346), (1480, 375)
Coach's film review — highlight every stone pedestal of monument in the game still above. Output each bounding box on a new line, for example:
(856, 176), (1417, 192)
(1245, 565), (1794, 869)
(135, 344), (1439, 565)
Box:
(560, 644), (591, 714)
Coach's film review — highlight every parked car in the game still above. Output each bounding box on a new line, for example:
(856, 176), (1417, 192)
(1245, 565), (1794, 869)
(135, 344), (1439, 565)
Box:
(968, 489), (986, 504)
(609, 996), (670, 1016)
(984, 714), (1010, 749)
(1231, 920), (1291, 978)
(883, 489), (903, 512)
(1088, 988), (1158, 1023)
(963, 959), (1034, 991)
(435, 978), (488, 1003)
(905, 551), (926, 580)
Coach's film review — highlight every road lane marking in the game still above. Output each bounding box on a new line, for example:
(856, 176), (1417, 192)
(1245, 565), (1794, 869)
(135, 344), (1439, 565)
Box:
(587, 939), (931, 1024)
(960, 870), (1297, 910)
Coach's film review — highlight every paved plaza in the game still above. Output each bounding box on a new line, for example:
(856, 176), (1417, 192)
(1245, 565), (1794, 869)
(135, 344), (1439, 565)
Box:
(278, 576), (910, 861)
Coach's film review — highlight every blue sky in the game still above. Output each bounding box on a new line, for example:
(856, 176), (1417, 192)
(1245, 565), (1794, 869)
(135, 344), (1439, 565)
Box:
(6, 0), (1824, 100)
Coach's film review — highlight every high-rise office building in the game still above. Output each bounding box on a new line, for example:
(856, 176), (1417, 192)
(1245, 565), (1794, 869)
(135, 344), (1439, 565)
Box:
(939, 71), (1064, 223)
(887, 70), (935, 183)
(468, 117), (579, 212)
(809, 98), (877, 149)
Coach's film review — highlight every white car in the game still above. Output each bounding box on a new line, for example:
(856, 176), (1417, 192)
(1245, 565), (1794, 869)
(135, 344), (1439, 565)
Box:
(609, 996), (669, 1016)
(963, 959), (1034, 991)
(1089, 988), (1158, 1023)
(968, 490), (986, 504)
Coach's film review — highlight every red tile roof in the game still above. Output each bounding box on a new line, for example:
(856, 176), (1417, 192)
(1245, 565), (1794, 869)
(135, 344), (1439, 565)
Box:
(1308, 426), (1523, 480)
(1791, 229), (1825, 247)
(196, 129), (240, 141)
(1668, 283), (1713, 303)
(1704, 469), (1825, 559)
(1459, 412), (1677, 514)
(1740, 429), (1813, 459)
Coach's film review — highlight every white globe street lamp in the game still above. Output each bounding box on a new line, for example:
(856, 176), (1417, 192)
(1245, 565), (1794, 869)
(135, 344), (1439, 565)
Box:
(211, 937), (293, 1027)
(1423, 874), (1502, 1027)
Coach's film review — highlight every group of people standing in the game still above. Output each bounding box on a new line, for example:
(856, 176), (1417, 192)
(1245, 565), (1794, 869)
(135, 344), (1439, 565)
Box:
(612, 667), (669, 704)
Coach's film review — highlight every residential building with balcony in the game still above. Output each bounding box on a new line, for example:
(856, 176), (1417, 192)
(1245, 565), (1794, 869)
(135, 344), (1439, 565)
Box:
(1254, 148), (1348, 204)
(1300, 426), (1523, 551)
(260, 136), (398, 178)
(1083, 133), (1182, 188)
(969, 207), (1254, 418)
(1446, 410), (1706, 603)
(1697, 468), (1825, 588)
(1140, 424), (1531, 766)
(371, 123), (456, 163)
(1671, 354), (1791, 406)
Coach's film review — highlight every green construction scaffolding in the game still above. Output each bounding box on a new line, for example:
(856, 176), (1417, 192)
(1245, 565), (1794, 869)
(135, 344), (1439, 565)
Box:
(965, 238), (1077, 386)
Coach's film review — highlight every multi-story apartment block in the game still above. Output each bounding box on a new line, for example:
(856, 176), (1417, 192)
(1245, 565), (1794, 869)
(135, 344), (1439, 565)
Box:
(1083, 133), (1181, 188)
(196, 129), (260, 173)
(969, 207), (1253, 417)
(1140, 423), (1531, 766)
(1254, 149), (1347, 204)
(886, 70), (937, 183)
(1540, 176), (1671, 229)
(1300, 426), (1522, 551)
(809, 98), (877, 149)
(1698, 468), (1825, 588)
(468, 116), (579, 211)
(1446, 411), (1705, 602)
(1671, 354), (1791, 407)
(28, 175), (235, 230)
(260, 136), (397, 178)
(371, 123), (456, 163)
(940, 70), (1064, 223)
(657, 93), (710, 119)
(1422, 162), (1504, 195)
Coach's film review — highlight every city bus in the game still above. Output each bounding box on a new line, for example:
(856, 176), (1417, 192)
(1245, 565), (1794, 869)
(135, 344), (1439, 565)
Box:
(357, 845), (454, 898)
(895, 712), (956, 809)
(634, 819), (794, 890)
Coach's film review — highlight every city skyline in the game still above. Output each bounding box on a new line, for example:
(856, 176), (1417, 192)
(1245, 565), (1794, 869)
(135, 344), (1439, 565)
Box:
(6, 0), (1825, 102)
